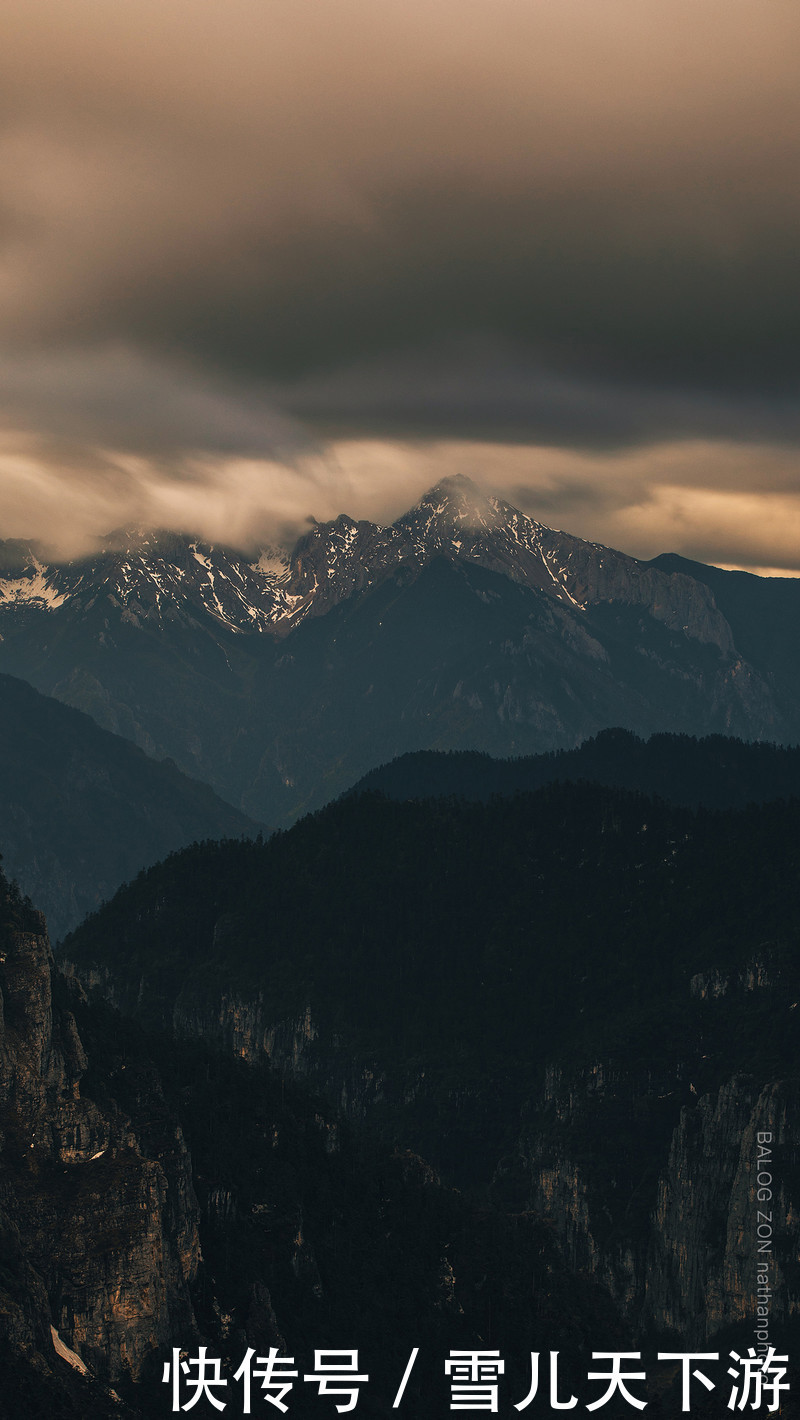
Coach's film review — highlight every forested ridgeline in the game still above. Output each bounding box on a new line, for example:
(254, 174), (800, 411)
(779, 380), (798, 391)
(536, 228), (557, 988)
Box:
(349, 727), (800, 808)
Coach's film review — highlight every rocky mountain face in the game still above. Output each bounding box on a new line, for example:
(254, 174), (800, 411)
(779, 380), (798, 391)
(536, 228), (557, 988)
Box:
(1, 477), (797, 826)
(651, 551), (800, 733)
(0, 672), (263, 941)
(0, 528), (287, 635)
(285, 477), (733, 650)
(523, 1062), (799, 1347)
(0, 875), (199, 1414)
(63, 785), (800, 1361)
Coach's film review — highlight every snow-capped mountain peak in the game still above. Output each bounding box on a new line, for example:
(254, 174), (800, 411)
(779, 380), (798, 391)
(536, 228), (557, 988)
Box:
(0, 480), (733, 653)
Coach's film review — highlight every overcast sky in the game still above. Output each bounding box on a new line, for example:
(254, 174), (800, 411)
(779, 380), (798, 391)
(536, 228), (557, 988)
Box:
(1, 0), (799, 570)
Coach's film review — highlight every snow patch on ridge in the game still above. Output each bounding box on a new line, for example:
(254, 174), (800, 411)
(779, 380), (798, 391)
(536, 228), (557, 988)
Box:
(0, 561), (67, 610)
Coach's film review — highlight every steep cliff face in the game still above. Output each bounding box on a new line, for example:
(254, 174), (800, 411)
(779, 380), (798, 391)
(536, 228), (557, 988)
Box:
(0, 882), (200, 1404)
(649, 1076), (797, 1338)
(93, 960), (800, 1354)
(82, 969), (800, 1357)
(199, 996), (800, 1349)
(523, 1063), (800, 1347)
(535, 525), (735, 653)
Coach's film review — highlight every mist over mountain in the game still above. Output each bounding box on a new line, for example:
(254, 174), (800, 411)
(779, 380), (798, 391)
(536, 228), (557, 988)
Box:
(0, 672), (262, 940)
(1, 477), (798, 826)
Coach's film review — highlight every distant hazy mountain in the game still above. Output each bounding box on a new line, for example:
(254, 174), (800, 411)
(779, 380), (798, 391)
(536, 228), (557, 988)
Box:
(0, 671), (262, 939)
(1, 476), (798, 824)
(349, 727), (800, 809)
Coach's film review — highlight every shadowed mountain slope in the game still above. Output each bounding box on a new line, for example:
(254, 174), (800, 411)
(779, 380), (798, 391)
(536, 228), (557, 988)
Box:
(0, 672), (263, 940)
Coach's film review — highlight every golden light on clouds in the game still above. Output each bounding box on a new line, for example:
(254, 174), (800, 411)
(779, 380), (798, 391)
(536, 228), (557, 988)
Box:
(4, 428), (800, 577)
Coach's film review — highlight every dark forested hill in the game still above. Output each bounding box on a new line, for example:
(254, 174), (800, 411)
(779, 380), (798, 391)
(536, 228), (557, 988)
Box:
(349, 728), (800, 808)
(63, 785), (800, 1119)
(64, 784), (800, 1357)
(0, 672), (263, 940)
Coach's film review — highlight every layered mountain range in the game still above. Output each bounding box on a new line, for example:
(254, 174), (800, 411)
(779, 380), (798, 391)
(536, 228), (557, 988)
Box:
(1, 475), (798, 826)
(4, 476), (800, 1413)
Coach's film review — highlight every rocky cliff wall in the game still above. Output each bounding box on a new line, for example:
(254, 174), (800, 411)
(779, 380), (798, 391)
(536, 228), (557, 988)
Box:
(524, 1064), (799, 1347)
(0, 899), (200, 1399)
(117, 970), (800, 1351)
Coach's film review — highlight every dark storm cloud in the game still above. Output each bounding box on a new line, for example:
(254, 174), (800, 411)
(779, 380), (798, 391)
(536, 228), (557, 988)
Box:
(1, 0), (798, 394)
(1, 0), (799, 568)
(0, 347), (309, 459)
(271, 345), (800, 450)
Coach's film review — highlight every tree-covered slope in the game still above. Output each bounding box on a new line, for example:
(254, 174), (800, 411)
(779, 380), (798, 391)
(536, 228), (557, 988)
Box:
(62, 786), (800, 1369)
